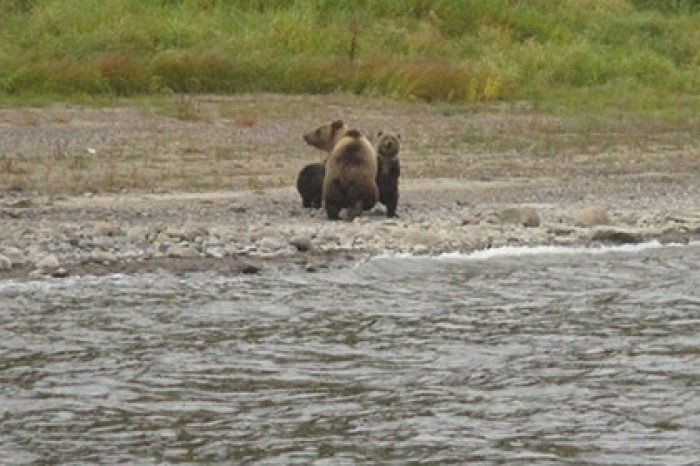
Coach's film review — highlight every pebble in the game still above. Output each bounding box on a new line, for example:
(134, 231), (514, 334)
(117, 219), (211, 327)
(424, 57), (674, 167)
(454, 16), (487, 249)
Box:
(573, 206), (610, 227)
(90, 250), (118, 264)
(499, 207), (541, 227)
(168, 244), (200, 259)
(290, 237), (312, 252)
(0, 254), (12, 271)
(35, 254), (60, 272)
(1, 247), (26, 266)
(94, 222), (124, 237)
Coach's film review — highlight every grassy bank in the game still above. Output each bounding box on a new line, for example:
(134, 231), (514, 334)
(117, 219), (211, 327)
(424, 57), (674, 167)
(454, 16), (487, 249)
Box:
(1, 0), (699, 111)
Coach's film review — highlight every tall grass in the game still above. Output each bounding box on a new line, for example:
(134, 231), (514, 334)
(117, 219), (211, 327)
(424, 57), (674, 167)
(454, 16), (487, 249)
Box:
(0, 0), (698, 105)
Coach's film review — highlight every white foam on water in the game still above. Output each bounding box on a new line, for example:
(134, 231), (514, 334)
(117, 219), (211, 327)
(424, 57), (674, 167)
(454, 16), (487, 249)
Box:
(371, 240), (698, 264)
(441, 240), (674, 260)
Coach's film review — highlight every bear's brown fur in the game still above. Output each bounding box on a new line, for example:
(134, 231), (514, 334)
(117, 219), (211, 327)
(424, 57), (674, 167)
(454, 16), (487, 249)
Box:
(375, 131), (401, 217)
(303, 119), (348, 152)
(296, 162), (325, 208)
(297, 119), (350, 209)
(305, 121), (377, 220)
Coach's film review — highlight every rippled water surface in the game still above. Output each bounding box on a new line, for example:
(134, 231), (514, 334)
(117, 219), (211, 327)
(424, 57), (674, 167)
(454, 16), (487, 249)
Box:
(2, 243), (699, 464)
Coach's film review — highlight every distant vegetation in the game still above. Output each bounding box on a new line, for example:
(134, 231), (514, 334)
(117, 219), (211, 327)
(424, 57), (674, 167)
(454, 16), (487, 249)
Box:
(1, 0), (699, 109)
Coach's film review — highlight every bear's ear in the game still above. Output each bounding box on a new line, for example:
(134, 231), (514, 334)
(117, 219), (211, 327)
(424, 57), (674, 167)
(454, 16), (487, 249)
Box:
(377, 130), (384, 138)
(397, 133), (401, 139)
(331, 120), (344, 130)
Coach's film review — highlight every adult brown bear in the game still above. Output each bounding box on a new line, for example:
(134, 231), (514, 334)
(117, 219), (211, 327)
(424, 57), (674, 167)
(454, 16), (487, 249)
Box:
(296, 120), (350, 209)
(304, 120), (378, 220)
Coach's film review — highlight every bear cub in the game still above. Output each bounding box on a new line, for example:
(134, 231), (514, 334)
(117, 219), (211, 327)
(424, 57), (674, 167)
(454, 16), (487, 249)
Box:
(296, 162), (325, 208)
(374, 131), (401, 217)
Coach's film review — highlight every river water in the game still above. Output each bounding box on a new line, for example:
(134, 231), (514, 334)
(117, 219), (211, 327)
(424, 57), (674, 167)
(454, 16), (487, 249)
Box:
(1, 242), (699, 465)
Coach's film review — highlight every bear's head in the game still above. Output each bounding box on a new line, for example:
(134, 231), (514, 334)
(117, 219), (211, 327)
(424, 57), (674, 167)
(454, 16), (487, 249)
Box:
(303, 120), (348, 152)
(375, 131), (401, 160)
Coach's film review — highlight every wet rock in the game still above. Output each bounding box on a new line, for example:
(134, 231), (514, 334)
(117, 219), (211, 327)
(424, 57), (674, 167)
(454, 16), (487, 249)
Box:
(205, 249), (225, 259)
(290, 236), (312, 252)
(499, 207), (540, 227)
(655, 225), (691, 244)
(0, 254), (12, 270)
(51, 267), (69, 278)
(412, 244), (429, 255)
(240, 263), (260, 274)
(304, 263), (318, 273)
(573, 206), (610, 227)
(590, 227), (643, 244)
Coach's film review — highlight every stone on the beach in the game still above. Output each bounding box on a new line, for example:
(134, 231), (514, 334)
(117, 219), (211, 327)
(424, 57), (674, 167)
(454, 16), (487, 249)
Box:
(94, 222), (124, 237)
(1, 247), (26, 266)
(412, 244), (429, 255)
(573, 206), (610, 227)
(655, 225), (691, 244)
(500, 207), (541, 227)
(290, 236), (312, 252)
(258, 236), (287, 253)
(461, 214), (480, 226)
(51, 268), (69, 278)
(590, 227), (643, 244)
(0, 254), (12, 270)
(34, 254), (60, 274)
(126, 226), (149, 241)
(90, 250), (118, 264)
(205, 249), (224, 259)
(240, 263), (260, 274)
(168, 244), (200, 259)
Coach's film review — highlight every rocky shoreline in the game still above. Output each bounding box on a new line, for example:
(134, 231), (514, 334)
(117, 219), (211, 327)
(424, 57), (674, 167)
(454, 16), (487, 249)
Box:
(1, 178), (698, 280)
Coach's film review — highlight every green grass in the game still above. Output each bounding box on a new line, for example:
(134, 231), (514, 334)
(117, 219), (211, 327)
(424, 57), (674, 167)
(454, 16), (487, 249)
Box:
(0, 0), (699, 111)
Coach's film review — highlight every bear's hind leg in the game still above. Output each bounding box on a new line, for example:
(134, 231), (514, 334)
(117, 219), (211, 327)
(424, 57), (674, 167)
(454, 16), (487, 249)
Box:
(325, 202), (341, 220)
(385, 192), (399, 217)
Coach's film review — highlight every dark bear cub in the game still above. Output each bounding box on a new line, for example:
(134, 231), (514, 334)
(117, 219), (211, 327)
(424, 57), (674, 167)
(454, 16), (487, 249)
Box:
(296, 162), (325, 208)
(375, 131), (401, 217)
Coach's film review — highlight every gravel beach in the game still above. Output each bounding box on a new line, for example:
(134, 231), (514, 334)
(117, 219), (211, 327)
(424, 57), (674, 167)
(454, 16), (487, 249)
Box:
(1, 94), (698, 279)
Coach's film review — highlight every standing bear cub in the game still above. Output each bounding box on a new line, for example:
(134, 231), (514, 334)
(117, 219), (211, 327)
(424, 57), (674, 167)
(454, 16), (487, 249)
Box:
(374, 131), (401, 217)
(304, 120), (378, 220)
